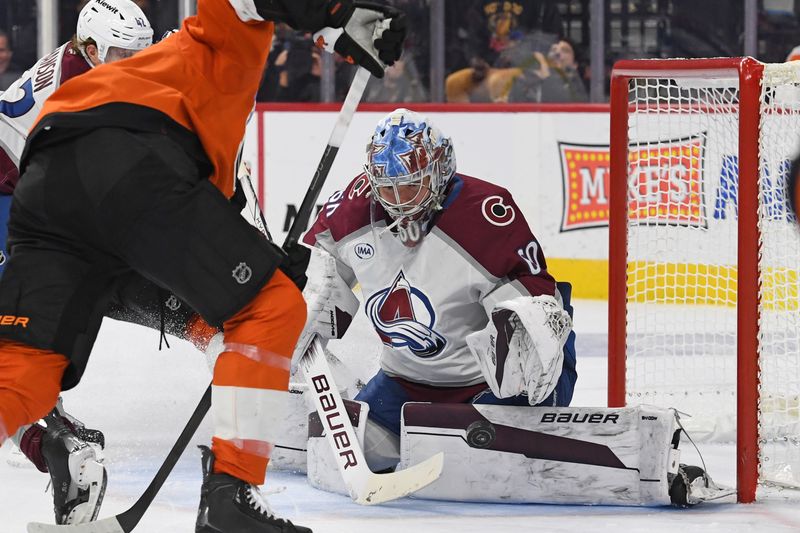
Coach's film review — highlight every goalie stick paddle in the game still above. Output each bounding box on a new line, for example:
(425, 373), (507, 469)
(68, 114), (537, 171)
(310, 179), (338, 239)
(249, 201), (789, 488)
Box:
(28, 66), (374, 533)
(301, 336), (444, 505)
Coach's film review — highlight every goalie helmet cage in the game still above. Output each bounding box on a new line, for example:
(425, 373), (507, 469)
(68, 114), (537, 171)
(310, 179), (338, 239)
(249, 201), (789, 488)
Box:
(608, 57), (800, 504)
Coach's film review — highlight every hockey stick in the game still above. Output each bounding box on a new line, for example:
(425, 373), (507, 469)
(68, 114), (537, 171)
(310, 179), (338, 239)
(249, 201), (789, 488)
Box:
(301, 336), (443, 504)
(28, 66), (383, 533)
(284, 66), (371, 248)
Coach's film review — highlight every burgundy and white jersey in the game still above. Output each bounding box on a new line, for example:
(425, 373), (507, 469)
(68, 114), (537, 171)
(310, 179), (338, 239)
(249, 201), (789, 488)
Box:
(304, 173), (558, 387)
(0, 43), (90, 193)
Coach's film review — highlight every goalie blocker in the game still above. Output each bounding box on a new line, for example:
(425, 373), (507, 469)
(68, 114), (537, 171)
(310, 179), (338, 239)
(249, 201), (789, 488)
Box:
(308, 402), (734, 506)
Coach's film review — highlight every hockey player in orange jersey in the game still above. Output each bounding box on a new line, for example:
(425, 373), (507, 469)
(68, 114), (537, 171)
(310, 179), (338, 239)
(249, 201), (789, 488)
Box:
(0, 1), (405, 531)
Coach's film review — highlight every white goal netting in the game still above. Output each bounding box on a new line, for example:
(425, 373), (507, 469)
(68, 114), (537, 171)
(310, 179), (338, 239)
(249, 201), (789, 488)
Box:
(621, 62), (800, 487)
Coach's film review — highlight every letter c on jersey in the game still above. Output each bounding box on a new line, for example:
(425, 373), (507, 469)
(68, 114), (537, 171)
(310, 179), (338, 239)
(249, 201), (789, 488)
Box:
(481, 195), (516, 226)
(0, 78), (35, 119)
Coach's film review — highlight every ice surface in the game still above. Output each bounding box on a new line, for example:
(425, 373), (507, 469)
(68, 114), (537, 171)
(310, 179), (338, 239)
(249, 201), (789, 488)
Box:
(3, 300), (800, 532)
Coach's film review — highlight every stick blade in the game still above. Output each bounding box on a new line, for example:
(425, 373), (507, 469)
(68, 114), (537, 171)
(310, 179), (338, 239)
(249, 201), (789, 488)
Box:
(354, 452), (444, 505)
(27, 516), (125, 533)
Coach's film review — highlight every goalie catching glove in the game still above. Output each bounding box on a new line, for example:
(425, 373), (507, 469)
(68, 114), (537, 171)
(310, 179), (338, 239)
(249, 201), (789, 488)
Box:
(466, 295), (572, 406)
(239, 0), (406, 78)
(290, 248), (360, 372)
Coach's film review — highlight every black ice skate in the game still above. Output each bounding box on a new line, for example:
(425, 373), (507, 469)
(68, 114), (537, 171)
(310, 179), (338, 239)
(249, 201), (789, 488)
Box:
(196, 445), (312, 533)
(668, 464), (735, 506)
(41, 411), (107, 524)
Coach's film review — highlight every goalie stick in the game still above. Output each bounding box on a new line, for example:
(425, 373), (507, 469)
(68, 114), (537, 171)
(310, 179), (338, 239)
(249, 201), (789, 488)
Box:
(27, 66), (436, 533)
(301, 336), (443, 504)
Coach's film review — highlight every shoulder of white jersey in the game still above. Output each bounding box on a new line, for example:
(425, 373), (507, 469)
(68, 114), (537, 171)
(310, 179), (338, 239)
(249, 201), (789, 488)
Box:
(439, 173), (526, 232)
(59, 42), (93, 84)
(0, 43), (80, 164)
(435, 173), (540, 279)
(303, 173), (374, 246)
(0, 42), (85, 103)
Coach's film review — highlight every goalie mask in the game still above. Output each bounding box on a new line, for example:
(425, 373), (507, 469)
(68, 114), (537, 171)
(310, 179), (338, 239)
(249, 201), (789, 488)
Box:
(365, 109), (456, 246)
(77, 0), (153, 64)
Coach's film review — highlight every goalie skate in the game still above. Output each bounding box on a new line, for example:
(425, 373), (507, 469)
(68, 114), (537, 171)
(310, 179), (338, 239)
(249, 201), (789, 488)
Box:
(669, 464), (736, 507)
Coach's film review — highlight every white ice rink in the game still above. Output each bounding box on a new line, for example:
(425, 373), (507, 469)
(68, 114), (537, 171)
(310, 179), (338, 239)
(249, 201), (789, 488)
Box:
(3, 299), (800, 532)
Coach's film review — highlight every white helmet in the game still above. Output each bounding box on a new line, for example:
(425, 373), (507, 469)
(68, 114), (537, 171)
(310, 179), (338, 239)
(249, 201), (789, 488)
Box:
(77, 0), (153, 63)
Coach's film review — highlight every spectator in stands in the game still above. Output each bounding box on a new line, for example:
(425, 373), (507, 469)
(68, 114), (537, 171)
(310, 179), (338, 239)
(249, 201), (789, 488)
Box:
(0, 30), (21, 91)
(507, 39), (588, 103)
(445, 57), (522, 102)
(257, 23), (292, 102)
(446, 0), (563, 73)
(365, 57), (428, 103)
(274, 32), (322, 102)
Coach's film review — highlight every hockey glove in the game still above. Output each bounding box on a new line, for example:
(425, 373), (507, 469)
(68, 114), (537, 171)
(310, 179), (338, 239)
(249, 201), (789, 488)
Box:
(279, 241), (311, 291)
(290, 247), (359, 372)
(466, 295), (571, 406)
(237, 1), (405, 77)
(312, 2), (407, 78)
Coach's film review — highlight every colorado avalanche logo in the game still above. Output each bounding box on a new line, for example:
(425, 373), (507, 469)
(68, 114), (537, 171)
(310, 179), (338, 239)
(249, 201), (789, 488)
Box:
(365, 271), (447, 358)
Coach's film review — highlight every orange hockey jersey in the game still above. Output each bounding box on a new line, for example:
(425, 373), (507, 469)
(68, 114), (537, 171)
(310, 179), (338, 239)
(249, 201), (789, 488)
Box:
(28, 0), (273, 198)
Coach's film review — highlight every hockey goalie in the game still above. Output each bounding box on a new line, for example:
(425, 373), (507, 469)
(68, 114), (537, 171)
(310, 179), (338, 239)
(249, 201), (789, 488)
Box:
(288, 108), (733, 507)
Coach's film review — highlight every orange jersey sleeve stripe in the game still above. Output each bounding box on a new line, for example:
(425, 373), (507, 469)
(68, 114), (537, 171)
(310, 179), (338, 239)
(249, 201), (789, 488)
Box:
(34, 0), (274, 198)
(212, 350), (290, 390)
(211, 436), (270, 485)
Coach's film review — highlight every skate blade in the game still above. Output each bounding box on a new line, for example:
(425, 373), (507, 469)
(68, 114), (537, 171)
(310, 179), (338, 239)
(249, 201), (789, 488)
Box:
(27, 515), (124, 533)
(66, 465), (108, 524)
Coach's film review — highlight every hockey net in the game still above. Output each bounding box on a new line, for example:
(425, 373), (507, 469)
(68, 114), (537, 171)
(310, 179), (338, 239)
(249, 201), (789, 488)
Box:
(608, 58), (800, 502)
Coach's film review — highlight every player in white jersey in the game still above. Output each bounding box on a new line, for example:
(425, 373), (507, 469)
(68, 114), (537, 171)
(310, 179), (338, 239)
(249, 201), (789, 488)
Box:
(297, 108), (577, 471)
(0, 0), (153, 525)
(0, 0), (153, 270)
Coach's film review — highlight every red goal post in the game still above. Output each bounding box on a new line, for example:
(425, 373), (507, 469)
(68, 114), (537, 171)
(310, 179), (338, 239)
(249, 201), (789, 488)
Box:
(608, 57), (800, 503)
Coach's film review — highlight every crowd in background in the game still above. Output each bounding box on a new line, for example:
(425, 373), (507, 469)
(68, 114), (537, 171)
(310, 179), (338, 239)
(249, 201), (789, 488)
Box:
(3, 0), (800, 103)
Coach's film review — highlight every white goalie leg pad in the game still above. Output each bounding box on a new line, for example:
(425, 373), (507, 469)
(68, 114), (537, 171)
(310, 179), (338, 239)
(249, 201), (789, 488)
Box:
(264, 385), (312, 473)
(306, 399), (370, 496)
(400, 403), (680, 506)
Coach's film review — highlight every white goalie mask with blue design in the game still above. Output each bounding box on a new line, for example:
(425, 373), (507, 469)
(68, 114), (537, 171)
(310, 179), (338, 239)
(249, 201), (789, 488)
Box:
(365, 109), (456, 244)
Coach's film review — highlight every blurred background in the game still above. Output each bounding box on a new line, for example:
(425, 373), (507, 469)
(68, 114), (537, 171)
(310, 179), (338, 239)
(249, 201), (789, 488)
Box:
(2, 0), (798, 102)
